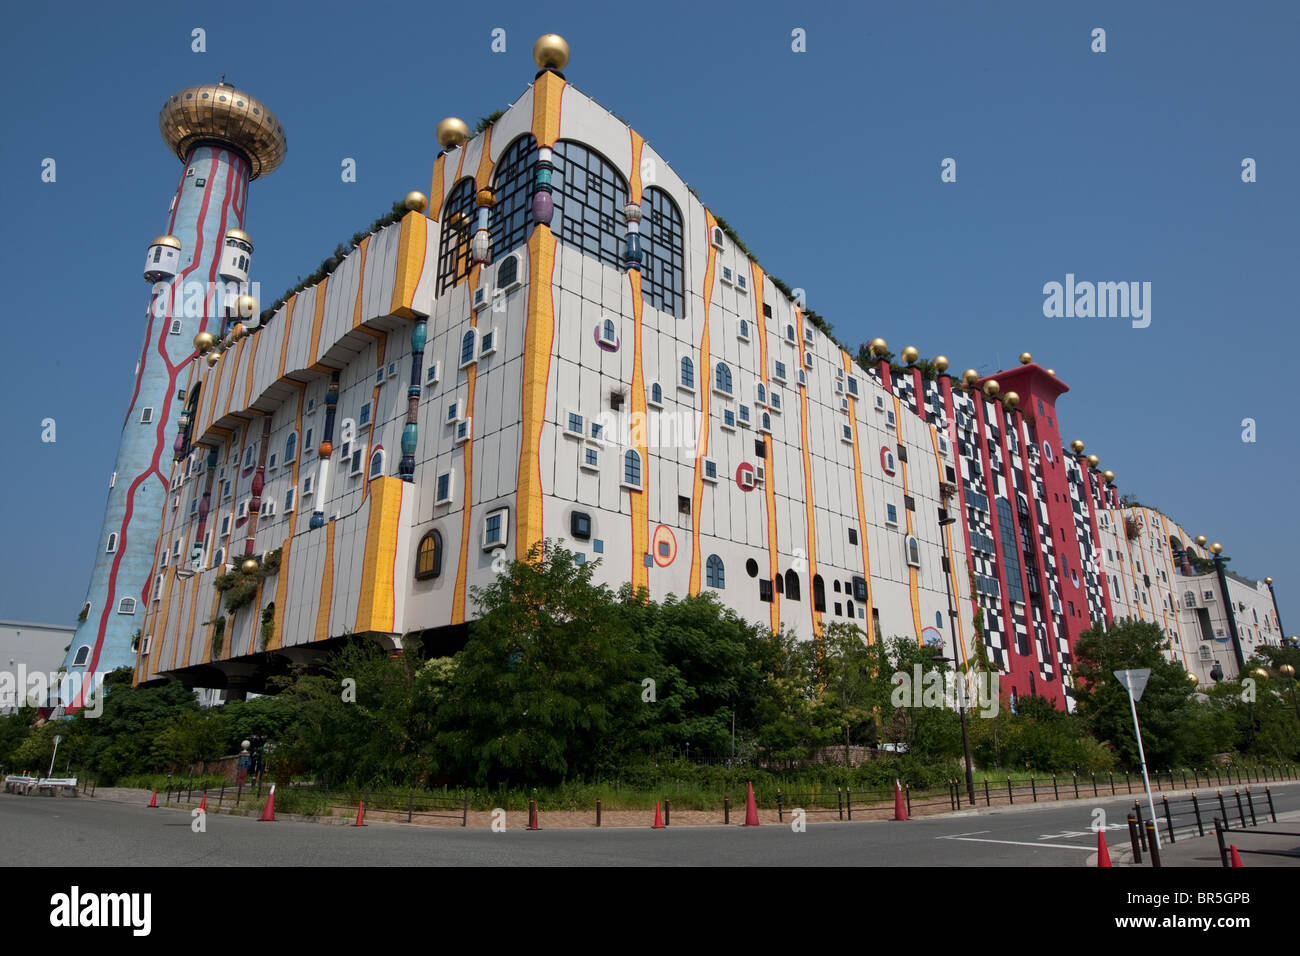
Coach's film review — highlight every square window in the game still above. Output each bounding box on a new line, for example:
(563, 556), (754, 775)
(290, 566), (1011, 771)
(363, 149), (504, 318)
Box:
(427, 361), (440, 384)
(447, 402), (460, 423)
(482, 508), (508, 550)
(571, 511), (592, 540)
(886, 504), (898, 525)
(678, 496), (691, 516)
(722, 409), (735, 429)
(376, 367), (385, 386)
(479, 329), (496, 356)
(593, 539), (604, 554)
(350, 449), (363, 475)
(703, 458), (718, 481)
(590, 421), (604, 442)
(566, 411), (584, 436)
(773, 360), (787, 382)
(140, 407), (154, 424)
(456, 418), (471, 443)
(303, 474), (314, 496)
(435, 471), (453, 504)
(388, 361), (398, 378)
(359, 403), (371, 426)
(848, 528), (858, 545)
(738, 404), (751, 425)
(582, 447), (600, 470)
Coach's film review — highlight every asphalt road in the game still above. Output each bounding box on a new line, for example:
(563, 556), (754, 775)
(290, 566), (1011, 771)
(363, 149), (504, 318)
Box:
(4, 783), (1297, 866)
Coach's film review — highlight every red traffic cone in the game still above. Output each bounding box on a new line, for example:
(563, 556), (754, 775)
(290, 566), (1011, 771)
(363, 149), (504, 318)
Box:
(527, 799), (540, 831)
(258, 784), (277, 822)
(1096, 830), (1112, 867)
(199, 793), (207, 812)
(353, 801), (367, 827)
(894, 779), (909, 821)
(744, 781), (760, 826)
(147, 790), (158, 808)
(652, 802), (664, 829)
(1230, 845), (1244, 867)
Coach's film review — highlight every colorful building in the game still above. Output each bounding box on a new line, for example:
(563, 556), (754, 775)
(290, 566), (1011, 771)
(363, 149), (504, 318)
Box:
(76, 38), (1283, 709)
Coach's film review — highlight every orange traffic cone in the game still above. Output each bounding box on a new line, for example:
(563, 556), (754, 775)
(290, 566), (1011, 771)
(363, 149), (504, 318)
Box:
(258, 784), (277, 822)
(1097, 830), (1112, 867)
(199, 793), (207, 812)
(353, 801), (367, 827)
(652, 802), (664, 829)
(147, 790), (158, 808)
(743, 781), (760, 826)
(1230, 845), (1244, 867)
(894, 779), (909, 821)
(527, 799), (540, 831)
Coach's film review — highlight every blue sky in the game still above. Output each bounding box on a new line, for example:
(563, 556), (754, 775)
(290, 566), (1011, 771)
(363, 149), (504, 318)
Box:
(1, 0), (1296, 632)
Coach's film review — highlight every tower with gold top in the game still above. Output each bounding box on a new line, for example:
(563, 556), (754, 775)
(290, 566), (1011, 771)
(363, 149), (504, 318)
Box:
(59, 81), (285, 706)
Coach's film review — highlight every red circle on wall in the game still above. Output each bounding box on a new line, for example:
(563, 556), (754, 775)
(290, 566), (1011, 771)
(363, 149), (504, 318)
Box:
(735, 462), (756, 492)
(880, 446), (896, 476)
(652, 524), (677, 567)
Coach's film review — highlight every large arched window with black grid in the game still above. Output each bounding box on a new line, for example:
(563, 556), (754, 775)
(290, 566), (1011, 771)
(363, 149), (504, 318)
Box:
(490, 135), (538, 259)
(437, 179), (477, 294)
(641, 186), (684, 317)
(551, 140), (628, 271)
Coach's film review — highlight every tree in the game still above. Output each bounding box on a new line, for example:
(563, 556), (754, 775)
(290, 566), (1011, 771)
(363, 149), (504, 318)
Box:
(1072, 618), (1205, 769)
(435, 541), (648, 785)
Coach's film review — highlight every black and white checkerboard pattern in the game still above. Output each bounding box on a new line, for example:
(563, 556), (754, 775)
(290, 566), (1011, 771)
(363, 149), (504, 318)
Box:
(952, 389), (1006, 671)
(1066, 457), (1108, 625)
(892, 372), (918, 416)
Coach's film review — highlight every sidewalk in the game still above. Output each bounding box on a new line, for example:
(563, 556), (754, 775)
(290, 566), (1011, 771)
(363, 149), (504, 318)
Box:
(1099, 806), (1300, 868)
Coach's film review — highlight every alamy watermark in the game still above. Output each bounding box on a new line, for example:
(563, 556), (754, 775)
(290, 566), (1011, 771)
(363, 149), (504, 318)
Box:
(1042, 274), (1151, 329)
(1, 666), (105, 718)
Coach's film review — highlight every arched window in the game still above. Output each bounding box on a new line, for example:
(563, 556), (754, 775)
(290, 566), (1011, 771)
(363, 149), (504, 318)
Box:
(461, 330), (477, 366)
(813, 574), (826, 612)
(551, 140), (629, 271)
(650, 382), (663, 405)
(786, 324), (796, 342)
(756, 383), (767, 405)
(284, 431), (297, 464)
(437, 178), (477, 293)
(72, 646), (90, 667)
(105, 533), (118, 553)
(847, 600), (855, 618)
(680, 356), (694, 389)
(117, 597), (136, 615)
(642, 186), (684, 317)
(415, 530), (443, 580)
(490, 135), (539, 258)
(496, 252), (519, 288)
(603, 318), (616, 343)
(623, 450), (642, 488)
(906, 535), (921, 568)
(774, 571), (784, 595)
(368, 446), (385, 479)
(785, 569), (801, 600)
(706, 554), (725, 589)
(761, 412), (771, 432)
(739, 319), (749, 339)
(715, 362), (733, 395)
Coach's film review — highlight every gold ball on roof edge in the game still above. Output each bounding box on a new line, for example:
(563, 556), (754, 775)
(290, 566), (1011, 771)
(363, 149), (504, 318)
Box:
(436, 117), (470, 149)
(962, 368), (979, 385)
(1210, 542), (1222, 555)
(1019, 351), (1032, 365)
(901, 346), (919, 364)
(403, 191), (428, 213)
(533, 34), (570, 70)
(1070, 439), (1085, 453)
(933, 355), (949, 372)
(869, 337), (888, 356)
(1087, 454), (1100, 468)
(982, 379), (1000, 397)
(1004, 391), (1020, 409)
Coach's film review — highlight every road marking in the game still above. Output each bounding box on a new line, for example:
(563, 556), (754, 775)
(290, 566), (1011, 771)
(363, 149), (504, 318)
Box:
(938, 834), (1094, 851)
(944, 830), (990, 838)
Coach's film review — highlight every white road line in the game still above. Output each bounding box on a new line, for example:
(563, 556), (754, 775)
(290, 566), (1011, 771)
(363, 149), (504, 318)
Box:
(944, 830), (991, 838)
(938, 835), (1095, 851)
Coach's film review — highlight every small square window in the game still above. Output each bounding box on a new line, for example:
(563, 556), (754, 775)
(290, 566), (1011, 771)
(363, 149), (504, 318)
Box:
(703, 458), (718, 482)
(140, 407), (154, 424)
(593, 539), (604, 554)
(571, 511), (592, 540)
(359, 403), (371, 426)
(678, 495), (691, 515)
(582, 447), (600, 470)
(566, 411), (584, 436)
(886, 504), (898, 525)
(722, 409), (735, 429)
(376, 367), (385, 385)
(303, 474), (314, 496)
(483, 507), (509, 550)
(479, 329), (496, 356)
(447, 402), (460, 423)
(435, 471), (453, 504)
(589, 421), (604, 442)
(456, 418), (471, 443)
(848, 528), (858, 545)
(427, 361), (440, 384)
(387, 361), (398, 378)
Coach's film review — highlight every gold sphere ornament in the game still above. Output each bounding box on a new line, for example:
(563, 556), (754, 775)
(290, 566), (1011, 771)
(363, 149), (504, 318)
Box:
(403, 191), (428, 213)
(193, 331), (216, 353)
(1265, 576), (1272, 585)
(1195, 535), (1207, 547)
(533, 33), (571, 71)
(1019, 351), (1032, 365)
(1279, 663), (1294, 677)
(901, 346), (919, 364)
(206, 351), (221, 368)
(476, 187), (497, 208)
(1046, 368), (1056, 376)
(933, 355), (949, 372)
(868, 337), (888, 357)
(241, 557), (259, 574)
(1102, 469), (1115, 484)
(962, 368), (979, 386)
(1209, 542), (1222, 555)
(1187, 673), (1199, 685)
(982, 379), (1000, 397)
(1004, 391), (1020, 409)
(236, 294), (258, 319)
(151, 234), (183, 250)
(436, 117), (470, 149)
(1252, 667), (1269, 680)
(1070, 439), (1085, 454)
(1087, 454), (1100, 468)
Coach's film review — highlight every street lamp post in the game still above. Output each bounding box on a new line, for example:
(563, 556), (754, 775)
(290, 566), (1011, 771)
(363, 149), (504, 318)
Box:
(939, 507), (977, 807)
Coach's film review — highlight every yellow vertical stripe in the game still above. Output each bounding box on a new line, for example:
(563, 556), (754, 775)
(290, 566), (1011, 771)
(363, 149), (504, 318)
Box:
(314, 520), (336, 642)
(843, 350), (876, 643)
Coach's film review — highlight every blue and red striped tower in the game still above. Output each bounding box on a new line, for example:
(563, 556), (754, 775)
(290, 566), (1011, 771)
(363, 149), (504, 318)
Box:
(60, 81), (286, 708)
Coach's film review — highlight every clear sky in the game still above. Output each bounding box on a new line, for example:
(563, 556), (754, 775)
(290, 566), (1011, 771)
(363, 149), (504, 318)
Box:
(1, 0), (1296, 633)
